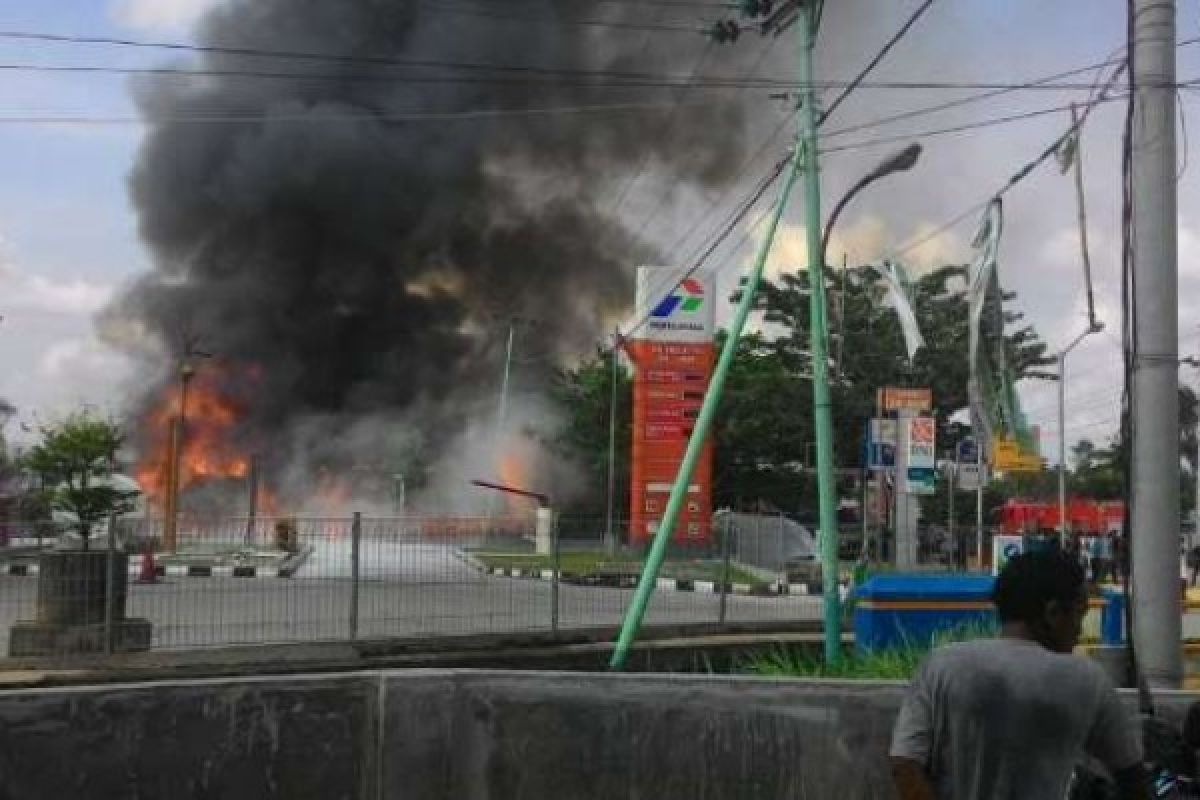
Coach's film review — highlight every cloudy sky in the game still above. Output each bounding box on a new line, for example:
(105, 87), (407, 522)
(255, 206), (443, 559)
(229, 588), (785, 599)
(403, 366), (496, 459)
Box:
(0, 0), (1197, 462)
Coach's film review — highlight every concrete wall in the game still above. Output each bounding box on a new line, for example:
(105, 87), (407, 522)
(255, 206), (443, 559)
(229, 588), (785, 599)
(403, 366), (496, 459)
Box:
(0, 670), (1195, 799)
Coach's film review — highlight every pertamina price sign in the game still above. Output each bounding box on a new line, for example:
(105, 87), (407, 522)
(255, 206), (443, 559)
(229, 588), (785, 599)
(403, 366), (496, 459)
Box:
(627, 266), (716, 545)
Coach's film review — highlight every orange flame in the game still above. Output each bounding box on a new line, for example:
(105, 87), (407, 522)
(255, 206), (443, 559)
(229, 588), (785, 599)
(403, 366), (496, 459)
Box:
(496, 447), (534, 514)
(135, 366), (254, 508)
(307, 468), (352, 515)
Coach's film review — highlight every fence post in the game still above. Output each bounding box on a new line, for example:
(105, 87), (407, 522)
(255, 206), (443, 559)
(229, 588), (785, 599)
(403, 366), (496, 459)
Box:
(779, 512), (790, 595)
(105, 513), (117, 656)
(349, 512), (361, 641)
(550, 512), (560, 634)
(718, 518), (731, 626)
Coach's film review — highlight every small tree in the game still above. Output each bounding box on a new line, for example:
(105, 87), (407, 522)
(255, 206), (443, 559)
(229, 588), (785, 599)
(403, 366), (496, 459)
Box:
(22, 414), (138, 550)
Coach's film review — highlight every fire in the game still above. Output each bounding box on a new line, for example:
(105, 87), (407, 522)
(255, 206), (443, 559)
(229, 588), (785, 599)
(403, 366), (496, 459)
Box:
(307, 468), (352, 515)
(135, 366), (255, 508)
(496, 445), (535, 514)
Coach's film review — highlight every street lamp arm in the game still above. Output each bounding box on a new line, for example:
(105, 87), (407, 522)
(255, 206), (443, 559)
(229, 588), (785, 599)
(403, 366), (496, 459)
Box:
(820, 143), (922, 270)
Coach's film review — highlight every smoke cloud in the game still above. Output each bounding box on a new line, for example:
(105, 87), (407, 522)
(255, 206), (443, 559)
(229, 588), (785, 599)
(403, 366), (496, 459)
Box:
(104, 0), (754, 509)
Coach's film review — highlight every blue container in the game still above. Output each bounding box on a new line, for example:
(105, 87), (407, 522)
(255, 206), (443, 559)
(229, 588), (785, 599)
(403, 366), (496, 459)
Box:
(1101, 589), (1126, 645)
(854, 574), (997, 651)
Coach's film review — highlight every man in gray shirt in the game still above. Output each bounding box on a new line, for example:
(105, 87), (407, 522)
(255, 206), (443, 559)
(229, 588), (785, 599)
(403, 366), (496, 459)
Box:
(890, 550), (1147, 799)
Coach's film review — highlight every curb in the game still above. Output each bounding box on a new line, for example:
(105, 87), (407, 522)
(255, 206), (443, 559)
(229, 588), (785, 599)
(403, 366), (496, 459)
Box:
(452, 549), (490, 575)
(484, 566), (798, 596)
(1, 557), (283, 579)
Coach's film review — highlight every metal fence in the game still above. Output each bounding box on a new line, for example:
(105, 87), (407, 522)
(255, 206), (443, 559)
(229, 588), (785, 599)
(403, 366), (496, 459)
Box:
(0, 513), (823, 661)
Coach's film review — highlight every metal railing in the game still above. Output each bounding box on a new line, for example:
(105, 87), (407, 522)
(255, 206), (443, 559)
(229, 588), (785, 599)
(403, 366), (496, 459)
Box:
(0, 513), (822, 662)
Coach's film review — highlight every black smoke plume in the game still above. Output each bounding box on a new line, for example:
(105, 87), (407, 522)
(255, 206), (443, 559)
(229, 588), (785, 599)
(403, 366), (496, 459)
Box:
(106, 0), (756, 508)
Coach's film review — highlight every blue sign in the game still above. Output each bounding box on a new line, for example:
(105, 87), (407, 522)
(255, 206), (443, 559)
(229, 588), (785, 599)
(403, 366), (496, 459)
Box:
(957, 438), (979, 464)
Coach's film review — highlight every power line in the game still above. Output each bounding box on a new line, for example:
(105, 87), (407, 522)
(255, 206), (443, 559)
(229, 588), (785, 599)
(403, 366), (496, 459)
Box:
(620, 33), (784, 311)
(0, 101), (717, 126)
(889, 61), (1129, 261)
(821, 93), (1130, 157)
(3, 58), (1199, 91)
(621, 152), (789, 339)
(817, 0), (938, 126)
(413, 1), (707, 33)
(605, 39), (717, 219)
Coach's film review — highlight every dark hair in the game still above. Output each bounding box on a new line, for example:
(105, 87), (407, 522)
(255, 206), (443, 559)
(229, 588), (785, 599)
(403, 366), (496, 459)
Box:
(993, 550), (1086, 624)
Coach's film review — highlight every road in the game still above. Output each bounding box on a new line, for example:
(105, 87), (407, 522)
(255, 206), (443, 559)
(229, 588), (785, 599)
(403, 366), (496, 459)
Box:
(0, 535), (822, 655)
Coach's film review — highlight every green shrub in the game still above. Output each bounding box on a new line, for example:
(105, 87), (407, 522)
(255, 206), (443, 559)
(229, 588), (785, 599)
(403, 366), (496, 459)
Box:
(743, 621), (998, 680)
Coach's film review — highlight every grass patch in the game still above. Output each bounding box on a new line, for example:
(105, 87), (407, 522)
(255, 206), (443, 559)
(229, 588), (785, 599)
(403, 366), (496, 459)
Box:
(471, 550), (767, 588)
(742, 621), (998, 680)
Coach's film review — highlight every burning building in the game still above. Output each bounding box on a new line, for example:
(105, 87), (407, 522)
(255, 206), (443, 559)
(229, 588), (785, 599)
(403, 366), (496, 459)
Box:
(103, 0), (759, 512)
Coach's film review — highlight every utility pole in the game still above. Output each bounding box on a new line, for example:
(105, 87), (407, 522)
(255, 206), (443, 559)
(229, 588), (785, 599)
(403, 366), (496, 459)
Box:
(1131, 0), (1181, 687)
(797, 0), (842, 664)
(975, 437), (984, 569)
(604, 329), (620, 555)
(608, 0), (809, 672)
(947, 459), (956, 565)
(162, 360), (195, 554)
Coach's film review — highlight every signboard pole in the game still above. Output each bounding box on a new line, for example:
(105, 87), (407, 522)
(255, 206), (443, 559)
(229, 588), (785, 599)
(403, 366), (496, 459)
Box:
(975, 440), (984, 570)
(947, 460), (956, 567)
(894, 409), (916, 569)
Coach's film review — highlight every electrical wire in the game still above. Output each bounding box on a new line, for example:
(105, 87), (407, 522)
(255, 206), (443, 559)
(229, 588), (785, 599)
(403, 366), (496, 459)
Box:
(821, 93), (1129, 157)
(0, 100), (719, 126)
(412, 1), (706, 33)
(620, 152), (790, 338)
(888, 62), (1128, 262)
(2, 59), (1197, 91)
(816, 0), (938, 126)
(621, 33), (784, 311)
(605, 38), (717, 219)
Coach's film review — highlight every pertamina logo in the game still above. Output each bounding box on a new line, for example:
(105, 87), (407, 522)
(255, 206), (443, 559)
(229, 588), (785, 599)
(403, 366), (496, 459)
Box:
(649, 278), (705, 334)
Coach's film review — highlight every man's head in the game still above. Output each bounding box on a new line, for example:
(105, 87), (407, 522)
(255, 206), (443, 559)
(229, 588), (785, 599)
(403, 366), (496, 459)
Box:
(993, 549), (1089, 653)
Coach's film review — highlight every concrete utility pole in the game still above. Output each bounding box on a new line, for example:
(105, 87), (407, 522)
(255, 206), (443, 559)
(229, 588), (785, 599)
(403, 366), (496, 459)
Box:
(893, 410), (918, 569)
(1131, 0), (1182, 687)
(796, 0), (843, 665)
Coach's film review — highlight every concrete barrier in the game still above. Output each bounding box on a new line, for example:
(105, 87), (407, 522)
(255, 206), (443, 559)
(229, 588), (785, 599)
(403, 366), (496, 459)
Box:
(0, 670), (1194, 799)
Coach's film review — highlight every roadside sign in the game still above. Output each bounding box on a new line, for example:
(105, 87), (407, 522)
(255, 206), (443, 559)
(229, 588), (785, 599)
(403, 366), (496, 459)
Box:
(865, 418), (897, 470)
(877, 387), (932, 414)
(992, 534), (1024, 576)
(956, 463), (988, 491)
(992, 437), (1042, 473)
(906, 416), (936, 469)
(956, 437), (979, 464)
(906, 467), (937, 495)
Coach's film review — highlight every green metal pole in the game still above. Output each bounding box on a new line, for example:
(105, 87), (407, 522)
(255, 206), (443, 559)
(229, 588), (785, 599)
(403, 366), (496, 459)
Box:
(797, 2), (842, 665)
(608, 85), (807, 675)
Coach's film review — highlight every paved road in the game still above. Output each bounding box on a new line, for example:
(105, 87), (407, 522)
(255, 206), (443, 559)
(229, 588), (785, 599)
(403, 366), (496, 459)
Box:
(0, 535), (822, 655)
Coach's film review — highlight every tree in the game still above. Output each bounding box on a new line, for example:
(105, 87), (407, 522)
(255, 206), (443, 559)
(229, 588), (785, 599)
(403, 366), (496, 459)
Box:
(756, 264), (1055, 468)
(712, 331), (814, 511)
(1068, 385), (1198, 511)
(550, 264), (1053, 514)
(545, 345), (632, 516)
(21, 414), (139, 549)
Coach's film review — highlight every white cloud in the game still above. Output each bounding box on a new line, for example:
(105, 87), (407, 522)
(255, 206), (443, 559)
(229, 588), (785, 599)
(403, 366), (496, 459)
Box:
(110, 0), (225, 32)
(0, 267), (113, 315)
(38, 339), (116, 380)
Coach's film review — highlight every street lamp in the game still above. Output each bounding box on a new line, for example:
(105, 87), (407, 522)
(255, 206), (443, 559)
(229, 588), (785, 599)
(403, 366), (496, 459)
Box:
(1056, 321), (1103, 546)
(820, 143), (922, 267)
(809, 144), (922, 592)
